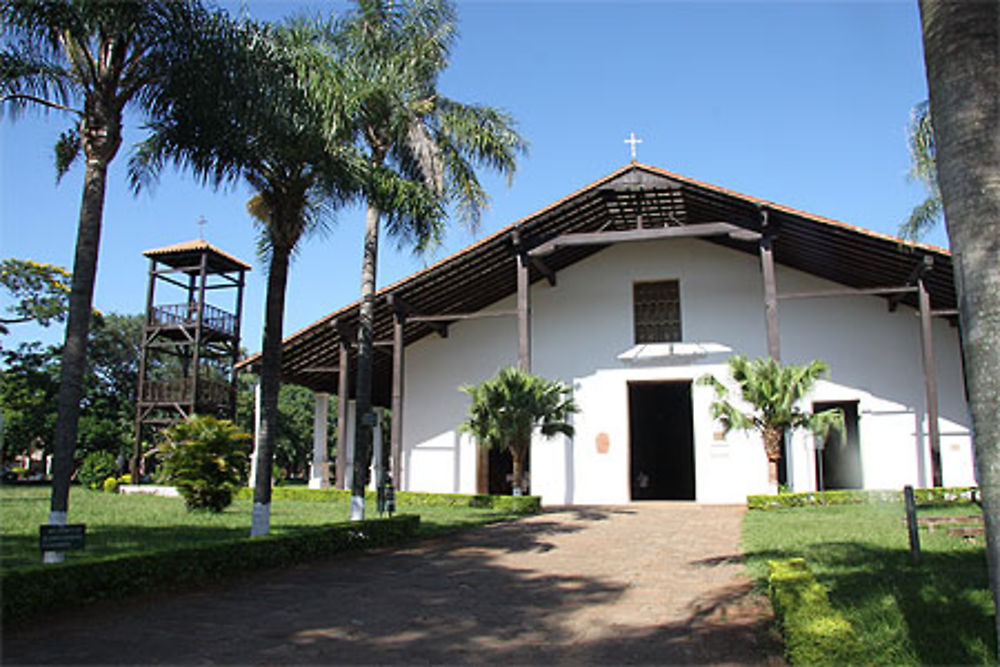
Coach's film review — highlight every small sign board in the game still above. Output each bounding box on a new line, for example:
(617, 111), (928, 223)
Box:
(40, 524), (86, 552)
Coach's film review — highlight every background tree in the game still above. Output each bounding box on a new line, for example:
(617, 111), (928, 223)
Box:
(1, 0), (210, 553)
(698, 355), (842, 494)
(919, 0), (1000, 654)
(133, 15), (362, 535)
(0, 258), (70, 335)
(0, 312), (142, 466)
(235, 375), (338, 484)
(77, 313), (142, 458)
(334, 0), (527, 519)
(460, 367), (577, 496)
(0, 342), (59, 464)
(899, 100), (943, 240)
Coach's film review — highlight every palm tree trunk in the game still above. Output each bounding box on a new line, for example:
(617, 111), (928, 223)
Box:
(511, 446), (526, 496)
(250, 244), (291, 537)
(919, 1), (1000, 654)
(351, 201), (381, 520)
(762, 425), (784, 493)
(46, 153), (111, 564)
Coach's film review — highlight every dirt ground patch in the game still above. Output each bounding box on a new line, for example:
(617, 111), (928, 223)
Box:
(4, 503), (784, 664)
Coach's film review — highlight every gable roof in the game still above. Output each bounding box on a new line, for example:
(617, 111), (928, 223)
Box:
(239, 163), (955, 404)
(144, 239), (252, 272)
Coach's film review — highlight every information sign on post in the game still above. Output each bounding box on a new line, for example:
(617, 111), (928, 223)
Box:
(40, 524), (86, 552)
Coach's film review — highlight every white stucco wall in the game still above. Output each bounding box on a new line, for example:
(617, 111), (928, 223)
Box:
(400, 238), (973, 505)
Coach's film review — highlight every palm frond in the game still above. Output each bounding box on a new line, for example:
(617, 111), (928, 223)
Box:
(53, 126), (79, 181)
(460, 367), (577, 455)
(702, 355), (831, 453)
(899, 100), (943, 240)
(900, 196), (943, 241)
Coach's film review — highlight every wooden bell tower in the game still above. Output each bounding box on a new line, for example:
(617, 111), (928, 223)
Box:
(132, 240), (250, 480)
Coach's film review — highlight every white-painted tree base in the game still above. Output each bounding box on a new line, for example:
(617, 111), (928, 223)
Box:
(43, 510), (68, 564)
(349, 494), (365, 521)
(250, 502), (270, 537)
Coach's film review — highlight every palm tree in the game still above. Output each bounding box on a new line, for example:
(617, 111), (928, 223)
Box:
(919, 1), (1000, 654)
(1, 0), (208, 558)
(899, 100), (943, 241)
(333, 0), (527, 519)
(131, 15), (363, 536)
(460, 367), (577, 496)
(698, 355), (842, 494)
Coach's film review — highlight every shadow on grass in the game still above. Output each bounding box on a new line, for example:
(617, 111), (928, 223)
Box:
(2, 523), (253, 569)
(4, 514), (781, 665)
(745, 541), (995, 665)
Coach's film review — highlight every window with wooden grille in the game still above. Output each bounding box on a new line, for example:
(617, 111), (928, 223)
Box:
(633, 280), (681, 343)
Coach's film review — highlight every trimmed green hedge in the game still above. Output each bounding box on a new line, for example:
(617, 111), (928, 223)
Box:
(768, 558), (865, 665)
(748, 486), (979, 510)
(234, 487), (542, 514)
(2, 514), (419, 628)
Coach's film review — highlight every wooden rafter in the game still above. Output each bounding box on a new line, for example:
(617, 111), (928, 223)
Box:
(528, 221), (759, 257)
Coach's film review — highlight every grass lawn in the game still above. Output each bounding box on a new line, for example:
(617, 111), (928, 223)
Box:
(1, 485), (523, 572)
(743, 502), (995, 665)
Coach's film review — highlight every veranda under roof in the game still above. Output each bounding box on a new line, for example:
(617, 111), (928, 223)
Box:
(237, 163), (956, 406)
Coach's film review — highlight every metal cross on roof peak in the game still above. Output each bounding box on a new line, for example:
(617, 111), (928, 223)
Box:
(624, 132), (643, 162)
(197, 216), (207, 240)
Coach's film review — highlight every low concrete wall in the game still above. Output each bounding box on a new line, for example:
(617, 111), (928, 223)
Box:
(118, 485), (180, 498)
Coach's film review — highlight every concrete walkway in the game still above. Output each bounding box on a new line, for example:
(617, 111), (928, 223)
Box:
(4, 503), (783, 665)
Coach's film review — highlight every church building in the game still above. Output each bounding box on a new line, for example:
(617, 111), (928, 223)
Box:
(248, 163), (974, 506)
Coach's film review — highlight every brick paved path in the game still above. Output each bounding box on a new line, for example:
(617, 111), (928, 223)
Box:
(4, 503), (783, 665)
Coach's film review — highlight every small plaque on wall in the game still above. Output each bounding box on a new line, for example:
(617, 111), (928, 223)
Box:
(596, 432), (610, 454)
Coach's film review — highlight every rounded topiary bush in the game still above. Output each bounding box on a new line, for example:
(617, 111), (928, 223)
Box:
(78, 451), (117, 490)
(157, 415), (251, 512)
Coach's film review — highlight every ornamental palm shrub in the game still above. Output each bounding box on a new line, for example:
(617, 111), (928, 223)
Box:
(460, 367), (577, 496)
(698, 355), (842, 494)
(157, 415), (251, 512)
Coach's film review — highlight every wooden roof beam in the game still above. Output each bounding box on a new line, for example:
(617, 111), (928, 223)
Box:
(527, 222), (759, 257)
(888, 256), (934, 312)
(407, 309), (518, 323)
(509, 229), (555, 286)
(778, 285), (918, 300)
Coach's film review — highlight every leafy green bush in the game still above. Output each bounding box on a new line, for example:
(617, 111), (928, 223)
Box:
(2, 514), (420, 627)
(78, 451), (117, 490)
(747, 486), (979, 510)
(157, 415), (251, 512)
(768, 558), (864, 665)
(101, 476), (119, 493)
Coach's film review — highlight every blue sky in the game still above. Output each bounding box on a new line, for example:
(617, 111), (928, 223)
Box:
(1, 0), (938, 355)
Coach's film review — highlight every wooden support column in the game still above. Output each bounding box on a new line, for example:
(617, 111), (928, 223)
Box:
(758, 210), (781, 361)
(918, 277), (943, 487)
(515, 234), (532, 372)
(132, 258), (158, 483)
(390, 303), (406, 488)
(335, 337), (350, 489)
(229, 268), (246, 415)
(476, 448), (489, 495)
(189, 252), (209, 412)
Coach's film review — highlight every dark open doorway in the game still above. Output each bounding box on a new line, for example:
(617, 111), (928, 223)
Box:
(813, 401), (862, 490)
(487, 447), (527, 495)
(628, 381), (695, 500)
